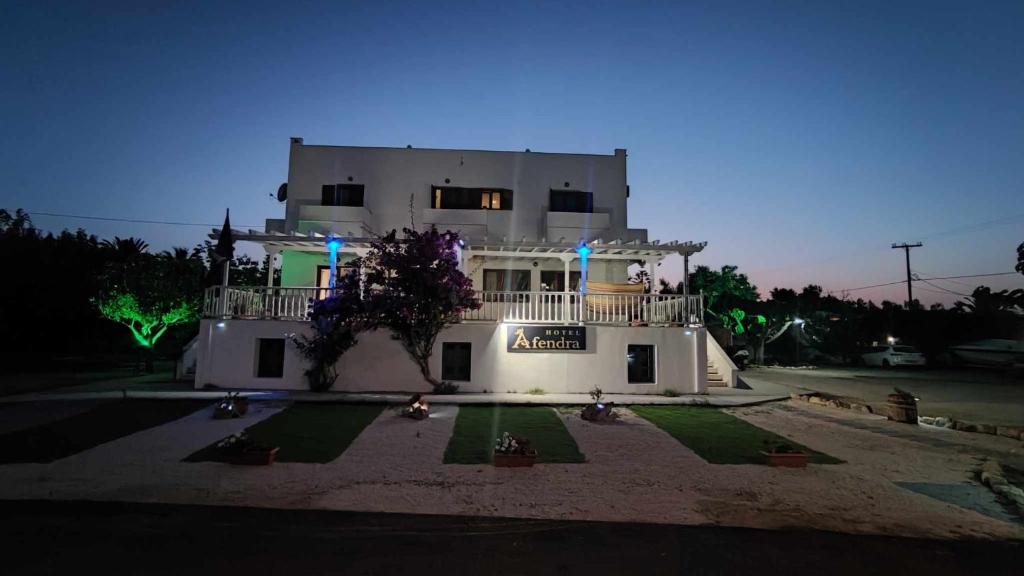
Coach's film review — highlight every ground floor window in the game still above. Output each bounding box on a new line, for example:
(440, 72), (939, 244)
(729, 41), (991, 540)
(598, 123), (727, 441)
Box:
(442, 342), (472, 381)
(540, 270), (581, 292)
(482, 269), (531, 292)
(627, 344), (655, 383)
(256, 338), (286, 378)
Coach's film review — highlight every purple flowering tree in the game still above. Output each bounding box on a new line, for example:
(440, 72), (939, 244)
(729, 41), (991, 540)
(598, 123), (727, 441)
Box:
(362, 228), (480, 391)
(293, 269), (366, 392)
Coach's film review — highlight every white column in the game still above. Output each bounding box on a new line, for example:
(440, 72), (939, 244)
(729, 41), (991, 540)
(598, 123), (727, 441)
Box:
(646, 257), (660, 294)
(265, 247), (279, 287)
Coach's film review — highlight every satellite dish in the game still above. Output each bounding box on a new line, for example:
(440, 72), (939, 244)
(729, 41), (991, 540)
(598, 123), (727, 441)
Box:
(276, 183), (288, 202)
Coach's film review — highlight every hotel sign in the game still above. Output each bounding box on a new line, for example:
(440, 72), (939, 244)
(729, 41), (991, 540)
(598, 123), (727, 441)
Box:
(507, 325), (586, 352)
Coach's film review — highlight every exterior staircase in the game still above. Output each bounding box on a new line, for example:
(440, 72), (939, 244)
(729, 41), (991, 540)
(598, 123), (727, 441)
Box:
(707, 358), (727, 387)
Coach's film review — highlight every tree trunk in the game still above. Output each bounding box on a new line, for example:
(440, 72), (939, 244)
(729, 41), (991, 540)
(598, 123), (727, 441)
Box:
(416, 355), (440, 387)
(144, 348), (155, 373)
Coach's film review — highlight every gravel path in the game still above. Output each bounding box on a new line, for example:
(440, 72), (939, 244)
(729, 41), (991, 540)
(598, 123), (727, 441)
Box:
(0, 400), (1020, 540)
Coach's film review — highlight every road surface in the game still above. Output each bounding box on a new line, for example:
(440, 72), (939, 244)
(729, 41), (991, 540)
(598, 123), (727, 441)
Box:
(3, 500), (1021, 575)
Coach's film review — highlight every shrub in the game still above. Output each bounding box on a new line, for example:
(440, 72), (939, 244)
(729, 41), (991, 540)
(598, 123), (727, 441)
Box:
(433, 380), (460, 395)
(527, 387), (546, 395)
(662, 388), (681, 397)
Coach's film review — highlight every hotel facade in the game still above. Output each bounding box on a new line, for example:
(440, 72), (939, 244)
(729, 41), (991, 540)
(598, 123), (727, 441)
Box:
(196, 140), (737, 394)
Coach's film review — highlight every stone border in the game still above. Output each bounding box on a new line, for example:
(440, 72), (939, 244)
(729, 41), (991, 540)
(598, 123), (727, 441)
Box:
(789, 392), (875, 414)
(792, 391), (1024, 441)
(979, 459), (1024, 514)
(918, 416), (1024, 441)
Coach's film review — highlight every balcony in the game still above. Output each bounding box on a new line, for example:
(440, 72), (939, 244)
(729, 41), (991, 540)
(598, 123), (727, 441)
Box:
(203, 286), (704, 327)
(545, 211), (610, 242)
(297, 205), (372, 236)
(421, 208), (512, 240)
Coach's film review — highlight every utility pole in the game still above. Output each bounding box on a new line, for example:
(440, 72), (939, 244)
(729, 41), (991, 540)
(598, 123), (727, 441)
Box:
(891, 242), (923, 308)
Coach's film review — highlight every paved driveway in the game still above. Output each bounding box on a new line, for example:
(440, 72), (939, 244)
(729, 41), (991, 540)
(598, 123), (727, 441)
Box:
(741, 366), (1024, 426)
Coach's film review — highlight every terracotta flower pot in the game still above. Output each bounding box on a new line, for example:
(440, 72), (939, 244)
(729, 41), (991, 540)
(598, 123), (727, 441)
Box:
(761, 450), (809, 468)
(493, 450), (538, 468)
(229, 447), (279, 466)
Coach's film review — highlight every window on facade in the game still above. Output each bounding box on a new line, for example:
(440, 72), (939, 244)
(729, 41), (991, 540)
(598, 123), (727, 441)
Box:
(627, 344), (655, 384)
(432, 186), (513, 211)
(540, 270), (582, 292)
(321, 184), (365, 207)
(483, 269), (531, 292)
(549, 189), (594, 213)
(316, 265), (355, 299)
(256, 338), (286, 378)
(442, 342), (472, 381)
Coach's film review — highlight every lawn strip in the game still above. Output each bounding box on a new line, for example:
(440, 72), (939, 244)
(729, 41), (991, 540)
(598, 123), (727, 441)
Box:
(0, 400), (212, 464)
(185, 403), (384, 464)
(631, 405), (842, 465)
(443, 405), (585, 464)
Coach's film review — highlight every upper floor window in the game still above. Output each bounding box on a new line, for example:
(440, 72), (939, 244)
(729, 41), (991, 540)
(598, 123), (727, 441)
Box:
(321, 184), (364, 207)
(549, 190), (593, 213)
(433, 186), (513, 211)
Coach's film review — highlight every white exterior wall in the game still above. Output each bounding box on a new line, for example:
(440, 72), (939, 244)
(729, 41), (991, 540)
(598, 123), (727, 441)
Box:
(196, 319), (706, 395)
(282, 142), (644, 244)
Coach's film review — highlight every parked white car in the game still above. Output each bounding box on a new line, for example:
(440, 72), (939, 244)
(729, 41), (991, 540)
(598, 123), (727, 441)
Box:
(861, 345), (926, 368)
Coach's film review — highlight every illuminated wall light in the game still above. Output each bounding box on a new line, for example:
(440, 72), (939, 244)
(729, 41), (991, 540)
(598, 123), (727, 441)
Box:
(326, 235), (344, 289)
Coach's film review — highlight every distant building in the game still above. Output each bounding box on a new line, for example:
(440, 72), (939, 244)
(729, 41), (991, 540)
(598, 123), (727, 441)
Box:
(197, 140), (734, 393)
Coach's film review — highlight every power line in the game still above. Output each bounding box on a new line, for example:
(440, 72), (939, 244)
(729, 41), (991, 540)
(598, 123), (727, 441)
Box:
(913, 275), (970, 297)
(20, 210), (263, 229)
(832, 272), (1017, 295)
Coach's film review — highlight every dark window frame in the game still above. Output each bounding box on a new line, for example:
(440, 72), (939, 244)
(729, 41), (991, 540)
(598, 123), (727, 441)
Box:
(432, 186), (513, 211)
(540, 270), (582, 292)
(321, 183), (365, 207)
(549, 189), (594, 213)
(627, 344), (656, 384)
(482, 268), (532, 292)
(441, 342), (472, 381)
(256, 338), (286, 378)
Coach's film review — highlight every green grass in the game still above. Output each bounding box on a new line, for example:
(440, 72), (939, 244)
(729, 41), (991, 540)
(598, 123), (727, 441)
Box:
(186, 403), (384, 464)
(443, 405), (585, 464)
(631, 405), (842, 465)
(0, 400), (211, 463)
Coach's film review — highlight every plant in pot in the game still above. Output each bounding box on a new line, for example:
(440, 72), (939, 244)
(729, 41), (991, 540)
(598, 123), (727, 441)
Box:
(216, 432), (279, 466)
(493, 432), (537, 467)
(581, 386), (618, 423)
(213, 392), (249, 419)
(760, 441), (810, 468)
(402, 393), (429, 420)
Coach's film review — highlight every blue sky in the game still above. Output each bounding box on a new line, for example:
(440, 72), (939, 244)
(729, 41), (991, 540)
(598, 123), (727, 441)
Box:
(2, 1), (1022, 304)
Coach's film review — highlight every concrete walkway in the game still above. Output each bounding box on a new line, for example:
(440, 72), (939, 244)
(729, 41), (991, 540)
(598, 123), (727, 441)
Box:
(0, 388), (788, 407)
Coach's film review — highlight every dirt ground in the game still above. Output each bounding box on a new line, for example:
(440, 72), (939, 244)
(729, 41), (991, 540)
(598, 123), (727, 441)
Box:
(741, 366), (1024, 426)
(0, 399), (1020, 541)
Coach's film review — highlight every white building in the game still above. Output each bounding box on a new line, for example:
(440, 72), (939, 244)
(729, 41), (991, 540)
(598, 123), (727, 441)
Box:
(196, 140), (735, 394)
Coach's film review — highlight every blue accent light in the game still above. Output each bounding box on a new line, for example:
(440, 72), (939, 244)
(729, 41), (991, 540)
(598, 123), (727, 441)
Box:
(577, 242), (592, 293)
(326, 235), (343, 289)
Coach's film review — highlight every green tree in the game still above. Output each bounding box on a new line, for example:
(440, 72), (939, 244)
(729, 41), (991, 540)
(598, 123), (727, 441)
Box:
(95, 249), (204, 370)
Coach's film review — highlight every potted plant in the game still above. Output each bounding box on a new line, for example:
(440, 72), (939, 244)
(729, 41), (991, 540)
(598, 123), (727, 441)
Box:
(213, 392), (249, 419)
(760, 442), (810, 468)
(217, 432), (279, 466)
(581, 387), (618, 423)
(402, 393), (429, 420)
(493, 432), (537, 467)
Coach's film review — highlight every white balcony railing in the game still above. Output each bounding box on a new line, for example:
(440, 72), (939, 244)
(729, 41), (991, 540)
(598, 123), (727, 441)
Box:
(203, 286), (704, 327)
